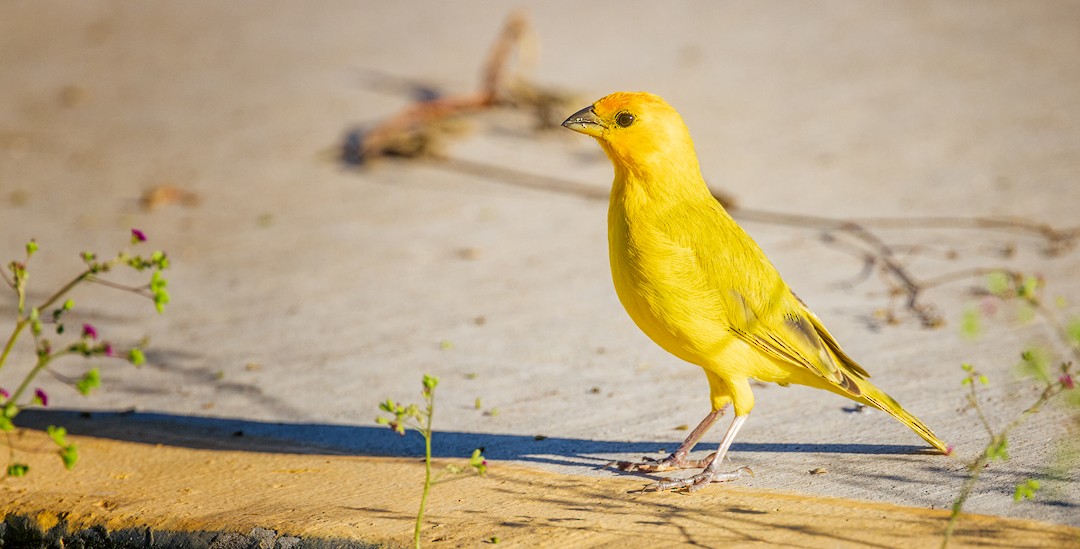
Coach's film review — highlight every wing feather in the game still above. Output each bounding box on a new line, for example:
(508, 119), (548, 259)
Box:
(666, 199), (868, 396)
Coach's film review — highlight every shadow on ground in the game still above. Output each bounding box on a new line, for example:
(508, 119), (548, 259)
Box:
(19, 408), (931, 465)
(12, 409), (1078, 530)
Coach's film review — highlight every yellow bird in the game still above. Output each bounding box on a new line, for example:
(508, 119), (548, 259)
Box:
(562, 92), (948, 492)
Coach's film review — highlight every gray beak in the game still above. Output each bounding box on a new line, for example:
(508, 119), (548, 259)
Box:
(562, 105), (605, 137)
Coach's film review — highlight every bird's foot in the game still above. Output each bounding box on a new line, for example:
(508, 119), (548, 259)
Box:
(638, 465), (754, 493)
(608, 451), (716, 473)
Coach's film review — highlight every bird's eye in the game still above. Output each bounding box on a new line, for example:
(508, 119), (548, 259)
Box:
(615, 111), (636, 128)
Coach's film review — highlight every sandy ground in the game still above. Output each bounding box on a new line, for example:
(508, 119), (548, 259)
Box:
(2, 0), (1079, 542)
(2, 429), (1078, 548)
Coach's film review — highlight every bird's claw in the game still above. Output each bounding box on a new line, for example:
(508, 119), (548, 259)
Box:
(607, 452), (716, 473)
(638, 465), (753, 493)
(608, 456), (675, 473)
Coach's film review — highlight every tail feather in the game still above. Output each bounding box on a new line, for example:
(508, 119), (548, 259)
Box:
(861, 385), (949, 454)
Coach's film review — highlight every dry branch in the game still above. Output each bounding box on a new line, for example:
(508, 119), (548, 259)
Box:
(344, 10), (1080, 330)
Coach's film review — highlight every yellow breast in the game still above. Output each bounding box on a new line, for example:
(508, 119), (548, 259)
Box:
(607, 195), (732, 367)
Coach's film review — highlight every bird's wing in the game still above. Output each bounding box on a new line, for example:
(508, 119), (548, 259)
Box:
(678, 200), (868, 395)
(792, 294), (870, 378)
(724, 289), (864, 396)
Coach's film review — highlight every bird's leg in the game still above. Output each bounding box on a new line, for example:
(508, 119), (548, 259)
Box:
(610, 406), (726, 473)
(642, 414), (752, 492)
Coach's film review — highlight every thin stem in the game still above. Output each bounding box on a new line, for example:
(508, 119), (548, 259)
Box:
(942, 380), (1062, 548)
(415, 395), (435, 549)
(86, 276), (153, 298)
(1033, 300), (1080, 363)
(966, 382), (995, 438)
(918, 268), (1013, 292)
(16, 279), (25, 317)
(37, 271), (90, 312)
(0, 264), (13, 290)
(2, 269), (90, 374)
(942, 447), (990, 547)
(7, 352), (55, 406)
(0, 319), (29, 373)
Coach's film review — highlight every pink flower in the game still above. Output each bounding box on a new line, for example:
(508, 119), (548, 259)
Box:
(82, 323), (98, 340)
(102, 343), (114, 356)
(131, 228), (147, 243)
(1060, 374), (1075, 390)
(34, 388), (48, 407)
(0, 388), (9, 399)
(945, 445), (955, 456)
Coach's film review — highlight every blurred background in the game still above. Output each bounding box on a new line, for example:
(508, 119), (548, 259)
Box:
(1, 1), (1078, 523)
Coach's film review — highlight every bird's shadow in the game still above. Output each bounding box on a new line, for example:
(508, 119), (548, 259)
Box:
(16, 409), (931, 470)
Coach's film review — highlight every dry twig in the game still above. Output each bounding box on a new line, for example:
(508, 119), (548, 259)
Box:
(347, 10), (575, 164)
(344, 10), (1080, 329)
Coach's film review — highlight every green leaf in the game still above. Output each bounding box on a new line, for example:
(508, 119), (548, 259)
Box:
(960, 309), (981, 339)
(68, 340), (91, 356)
(987, 436), (1010, 461)
(422, 374), (439, 391)
(470, 448), (487, 476)
(1067, 318), (1080, 347)
(25, 240), (39, 257)
(0, 416), (13, 432)
(7, 463), (29, 477)
(1018, 347), (1051, 383)
(58, 444), (78, 470)
(129, 348), (146, 366)
(30, 307), (42, 336)
(1019, 276), (1040, 300)
(10, 261), (27, 283)
(36, 338), (51, 357)
(76, 368), (101, 396)
(154, 288), (170, 314)
(986, 271), (1011, 297)
(150, 250), (169, 270)
(150, 271), (170, 314)
(1013, 479), (1041, 502)
(47, 425), (69, 446)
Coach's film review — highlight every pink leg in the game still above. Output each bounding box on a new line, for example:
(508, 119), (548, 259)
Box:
(642, 414), (753, 492)
(610, 406), (726, 473)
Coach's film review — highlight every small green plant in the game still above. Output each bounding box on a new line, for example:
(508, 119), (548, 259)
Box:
(941, 271), (1079, 547)
(376, 374), (486, 549)
(1, 230), (169, 476)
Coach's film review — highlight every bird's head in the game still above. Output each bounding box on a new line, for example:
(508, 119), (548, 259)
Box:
(562, 92), (697, 177)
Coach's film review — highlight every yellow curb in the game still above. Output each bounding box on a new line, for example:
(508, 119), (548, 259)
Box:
(2, 430), (1077, 548)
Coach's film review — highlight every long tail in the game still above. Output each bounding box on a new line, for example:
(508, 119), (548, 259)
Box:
(860, 383), (949, 453)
